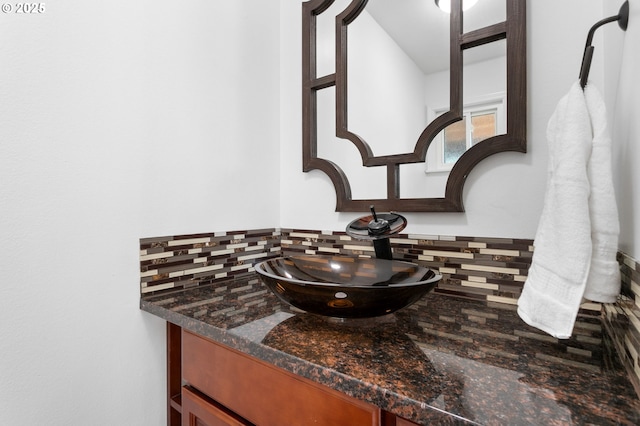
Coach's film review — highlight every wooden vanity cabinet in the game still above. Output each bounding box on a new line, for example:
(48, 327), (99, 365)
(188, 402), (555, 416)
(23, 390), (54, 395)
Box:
(170, 325), (420, 426)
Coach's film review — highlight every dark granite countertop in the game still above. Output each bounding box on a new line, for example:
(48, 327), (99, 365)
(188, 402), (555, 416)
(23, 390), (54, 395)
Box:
(140, 273), (640, 425)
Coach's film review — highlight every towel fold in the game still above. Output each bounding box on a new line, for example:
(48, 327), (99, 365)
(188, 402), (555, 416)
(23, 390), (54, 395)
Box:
(583, 85), (620, 302)
(517, 81), (620, 339)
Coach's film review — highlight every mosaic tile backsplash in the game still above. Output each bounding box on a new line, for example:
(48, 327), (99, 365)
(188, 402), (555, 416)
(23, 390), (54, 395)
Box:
(604, 252), (640, 397)
(139, 229), (280, 294)
(139, 227), (640, 397)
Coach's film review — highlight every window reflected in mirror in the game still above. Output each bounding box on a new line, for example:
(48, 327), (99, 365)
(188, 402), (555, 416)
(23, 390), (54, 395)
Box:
(429, 95), (504, 172)
(444, 118), (467, 165)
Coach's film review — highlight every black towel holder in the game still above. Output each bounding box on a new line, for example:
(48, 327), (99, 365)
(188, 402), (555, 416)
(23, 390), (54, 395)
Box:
(579, 0), (629, 89)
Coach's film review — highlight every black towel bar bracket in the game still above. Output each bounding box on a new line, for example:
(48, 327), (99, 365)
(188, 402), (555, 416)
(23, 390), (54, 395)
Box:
(579, 0), (629, 89)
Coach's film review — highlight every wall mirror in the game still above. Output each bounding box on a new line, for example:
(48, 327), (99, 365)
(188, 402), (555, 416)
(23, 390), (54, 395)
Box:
(302, 0), (526, 212)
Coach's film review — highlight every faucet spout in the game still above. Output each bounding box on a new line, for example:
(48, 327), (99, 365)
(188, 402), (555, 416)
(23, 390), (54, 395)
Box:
(372, 239), (393, 260)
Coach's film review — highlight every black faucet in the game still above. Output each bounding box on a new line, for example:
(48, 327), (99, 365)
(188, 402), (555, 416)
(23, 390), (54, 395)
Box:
(345, 206), (407, 260)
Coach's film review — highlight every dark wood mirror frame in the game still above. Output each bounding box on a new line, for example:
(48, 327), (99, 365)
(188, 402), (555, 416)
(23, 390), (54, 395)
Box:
(302, 0), (527, 212)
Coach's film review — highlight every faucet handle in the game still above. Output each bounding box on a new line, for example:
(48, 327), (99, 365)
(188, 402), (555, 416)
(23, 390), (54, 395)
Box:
(369, 205), (379, 222)
(368, 206), (390, 236)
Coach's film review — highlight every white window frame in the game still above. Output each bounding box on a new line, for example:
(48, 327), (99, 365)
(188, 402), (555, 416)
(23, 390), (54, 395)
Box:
(426, 92), (506, 173)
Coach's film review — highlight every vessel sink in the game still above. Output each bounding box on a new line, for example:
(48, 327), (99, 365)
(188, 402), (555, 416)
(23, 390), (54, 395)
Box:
(254, 255), (441, 318)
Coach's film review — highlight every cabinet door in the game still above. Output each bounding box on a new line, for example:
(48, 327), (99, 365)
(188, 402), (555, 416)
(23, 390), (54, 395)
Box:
(182, 386), (253, 426)
(182, 330), (381, 426)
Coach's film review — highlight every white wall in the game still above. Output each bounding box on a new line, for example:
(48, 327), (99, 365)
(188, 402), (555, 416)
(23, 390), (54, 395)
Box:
(611, 0), (640, 259)
(0, 1), (280, 425)
(280, 0), (612, 239)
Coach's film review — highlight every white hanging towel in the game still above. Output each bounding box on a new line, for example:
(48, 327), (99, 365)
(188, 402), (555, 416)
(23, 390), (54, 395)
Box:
(517, 81), (620, 339)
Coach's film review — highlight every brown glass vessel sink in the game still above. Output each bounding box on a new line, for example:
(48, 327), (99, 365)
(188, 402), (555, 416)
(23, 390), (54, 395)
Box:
(254, 255), (441, 318)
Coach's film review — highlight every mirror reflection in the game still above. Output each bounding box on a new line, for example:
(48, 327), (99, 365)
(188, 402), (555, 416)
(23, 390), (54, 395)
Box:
(302, 0), (526, 211)
(403, 39), (506, 199)
(463, 0), (506, 33)
(347, 0), (449, 157)
(321, 0), (507, 199)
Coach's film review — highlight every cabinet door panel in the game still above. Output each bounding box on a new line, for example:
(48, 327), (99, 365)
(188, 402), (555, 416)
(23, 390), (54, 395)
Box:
(182, 330), (380, 426)
(182, 386), (252, 426)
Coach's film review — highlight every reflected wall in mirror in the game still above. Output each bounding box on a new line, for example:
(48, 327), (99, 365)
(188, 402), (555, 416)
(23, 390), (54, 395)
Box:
(302, 0), (526, 212)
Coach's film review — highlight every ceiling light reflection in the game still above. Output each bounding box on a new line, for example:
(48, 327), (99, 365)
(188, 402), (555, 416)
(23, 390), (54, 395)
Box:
(435, 0), (479, 13)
